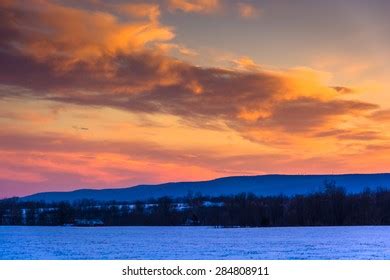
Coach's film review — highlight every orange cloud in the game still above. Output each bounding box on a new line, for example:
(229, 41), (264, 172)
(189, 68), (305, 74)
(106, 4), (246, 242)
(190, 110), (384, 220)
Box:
(116, 3), (161, 22)
(0, 45), (377, 137)
(3, 1), (371, 139)
(0, 0), (173, 70)
(1, 127), (388, 197)
(0, 110), (53, 124)
(0, 130), (241, 196)
(156, 43), (198, 57)
(370, 109), (390, 121)
(232, 56), (261, 72)
(0, 166), (45, 183)
(238, 2), (260, 19)
(315, 129), (383, 141)
(168, 0), (220, 13)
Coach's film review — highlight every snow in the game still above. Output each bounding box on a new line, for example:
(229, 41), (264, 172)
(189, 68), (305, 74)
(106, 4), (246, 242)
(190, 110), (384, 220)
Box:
(0, 226), (389, 259)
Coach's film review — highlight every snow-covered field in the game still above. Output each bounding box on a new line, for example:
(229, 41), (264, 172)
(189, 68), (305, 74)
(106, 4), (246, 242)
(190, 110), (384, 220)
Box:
(0, 226), (389, 259)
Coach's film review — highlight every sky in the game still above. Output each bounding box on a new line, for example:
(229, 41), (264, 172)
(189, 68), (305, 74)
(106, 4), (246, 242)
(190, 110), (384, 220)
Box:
(0, 0), (389, 197)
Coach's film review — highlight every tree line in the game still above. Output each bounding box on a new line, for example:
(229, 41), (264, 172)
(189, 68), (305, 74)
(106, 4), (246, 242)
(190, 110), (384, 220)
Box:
(1, 181), (389, 227)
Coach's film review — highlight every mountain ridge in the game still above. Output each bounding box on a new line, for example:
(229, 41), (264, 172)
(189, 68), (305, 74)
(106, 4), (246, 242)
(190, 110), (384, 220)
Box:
(21, 173), (390, 203)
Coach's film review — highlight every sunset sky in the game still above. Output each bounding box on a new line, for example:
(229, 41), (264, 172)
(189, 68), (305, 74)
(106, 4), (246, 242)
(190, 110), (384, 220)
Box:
(1, 0), (389, 197)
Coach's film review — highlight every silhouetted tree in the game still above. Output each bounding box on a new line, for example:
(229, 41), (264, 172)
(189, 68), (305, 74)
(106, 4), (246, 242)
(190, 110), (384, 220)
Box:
(1, 183), (389, 227)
